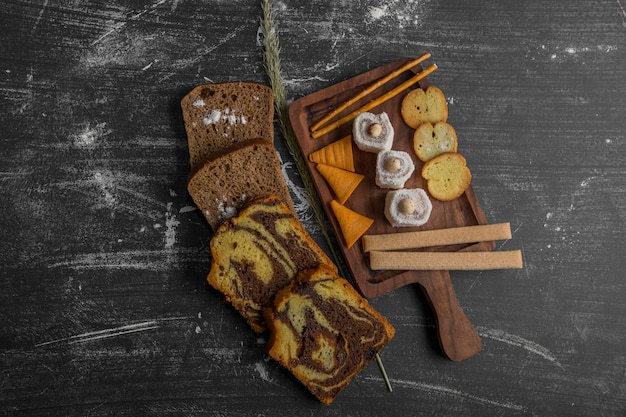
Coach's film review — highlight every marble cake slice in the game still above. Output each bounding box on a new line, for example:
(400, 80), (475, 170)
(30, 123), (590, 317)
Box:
(264, 264), (395, 405)
(206, 195), (337, 333)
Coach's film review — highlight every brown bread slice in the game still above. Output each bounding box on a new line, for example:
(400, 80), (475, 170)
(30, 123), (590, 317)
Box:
(181, 82), (275, 172)
(187, 139), (295, 231)
(264, 264), (395, 405)
(207, 196), (337, 334)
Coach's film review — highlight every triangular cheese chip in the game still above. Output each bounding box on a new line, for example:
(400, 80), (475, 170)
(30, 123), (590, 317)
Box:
(316, 163), (364, 204)
(330, 200), (374, 248)
(308, 136), (355, 172)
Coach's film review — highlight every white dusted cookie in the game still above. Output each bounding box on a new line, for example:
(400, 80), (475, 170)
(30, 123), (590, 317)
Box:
(375, 150), (415, 189)
(384, 188), (432, 227)
(352, 112), (394, 153)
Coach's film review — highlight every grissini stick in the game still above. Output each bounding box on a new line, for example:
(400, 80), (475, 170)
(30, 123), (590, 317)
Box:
(310, 53), (432, 133)
(311, 63), (438, 139)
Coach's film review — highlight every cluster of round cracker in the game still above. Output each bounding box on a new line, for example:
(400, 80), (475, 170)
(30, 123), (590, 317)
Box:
(400, 86), (471, 201)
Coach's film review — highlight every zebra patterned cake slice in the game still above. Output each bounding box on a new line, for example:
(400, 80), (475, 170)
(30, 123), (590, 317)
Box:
(264, 265), (395, 405)
(206, 195), (337, 333)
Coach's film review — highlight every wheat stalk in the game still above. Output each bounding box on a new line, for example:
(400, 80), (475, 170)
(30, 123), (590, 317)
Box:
(260, 0), (344, 275)
(260, 0), (392, 392)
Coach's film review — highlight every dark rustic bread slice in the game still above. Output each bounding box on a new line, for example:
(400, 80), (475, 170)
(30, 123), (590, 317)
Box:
(181, 82), (275, 172)
(187, 139), (295, 231)
(264, 264), (395, 405)
(207, 196), (337, 333)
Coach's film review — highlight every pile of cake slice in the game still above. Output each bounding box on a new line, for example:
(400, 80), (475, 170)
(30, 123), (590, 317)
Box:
(182, 82), (395, 405)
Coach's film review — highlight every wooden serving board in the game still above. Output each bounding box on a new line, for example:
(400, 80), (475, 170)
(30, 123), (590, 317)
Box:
(288, 58), (495, 361)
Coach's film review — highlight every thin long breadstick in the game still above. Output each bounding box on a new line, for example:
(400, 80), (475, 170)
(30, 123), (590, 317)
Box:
(310, 53), (432, 133)
(369, 250), (523, 271)
(311, 63), (438, 139)
(362, 223), (512, 253)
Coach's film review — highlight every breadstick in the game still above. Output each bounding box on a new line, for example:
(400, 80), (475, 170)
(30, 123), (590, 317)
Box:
(310, 53), (432, 133)
(311, 64), (438, 139)
(369, 250), (523, 271)
(362, 223), (512, 253)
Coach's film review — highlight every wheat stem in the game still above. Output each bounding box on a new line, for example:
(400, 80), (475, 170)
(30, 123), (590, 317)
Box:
(260, 0), (344, 275)
(260, 0), (392, 392)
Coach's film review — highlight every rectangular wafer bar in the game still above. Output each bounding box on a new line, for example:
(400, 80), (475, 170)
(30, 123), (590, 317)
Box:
(362, 223), (512, 253)
(369, 250), (523, 271)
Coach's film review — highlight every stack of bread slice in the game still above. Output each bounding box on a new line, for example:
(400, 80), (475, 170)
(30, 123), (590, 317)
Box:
(181, 82), (394, 405)
(182, 82), (295, 230)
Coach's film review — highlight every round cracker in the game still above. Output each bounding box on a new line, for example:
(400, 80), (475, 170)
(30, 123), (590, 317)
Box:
(413, 121), (458, 162)
(421, 152), (471, 201)
(401, 85), (448, 129)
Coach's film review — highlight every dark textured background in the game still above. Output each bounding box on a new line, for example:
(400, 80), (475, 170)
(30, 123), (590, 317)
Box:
(1, 1), (625, 415)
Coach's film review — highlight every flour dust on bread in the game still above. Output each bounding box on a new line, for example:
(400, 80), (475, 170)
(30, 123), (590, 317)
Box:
(264, 265), (395, 405)
(181, 82), (275, 172)
(207, 196), (336, 333)
(187, 139), (295, 231)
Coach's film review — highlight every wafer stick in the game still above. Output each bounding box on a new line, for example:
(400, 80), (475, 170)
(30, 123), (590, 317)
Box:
(310, 63), (438, 139)
(362, 223), (512, 253)
(310, 53), (432, 133)
(369, 250), (523, 271)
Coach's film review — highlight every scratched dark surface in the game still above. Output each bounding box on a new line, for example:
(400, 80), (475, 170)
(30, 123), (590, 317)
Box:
(1, 0), (625, 415)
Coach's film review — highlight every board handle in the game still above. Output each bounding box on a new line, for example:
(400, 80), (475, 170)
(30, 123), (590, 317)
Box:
(416, 271), (482, 361)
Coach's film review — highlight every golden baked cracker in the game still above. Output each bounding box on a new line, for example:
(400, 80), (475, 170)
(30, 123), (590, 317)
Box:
(401, 85), (448, 129)
(413, 121), (458, 162)
(421, 152), (471, 201)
